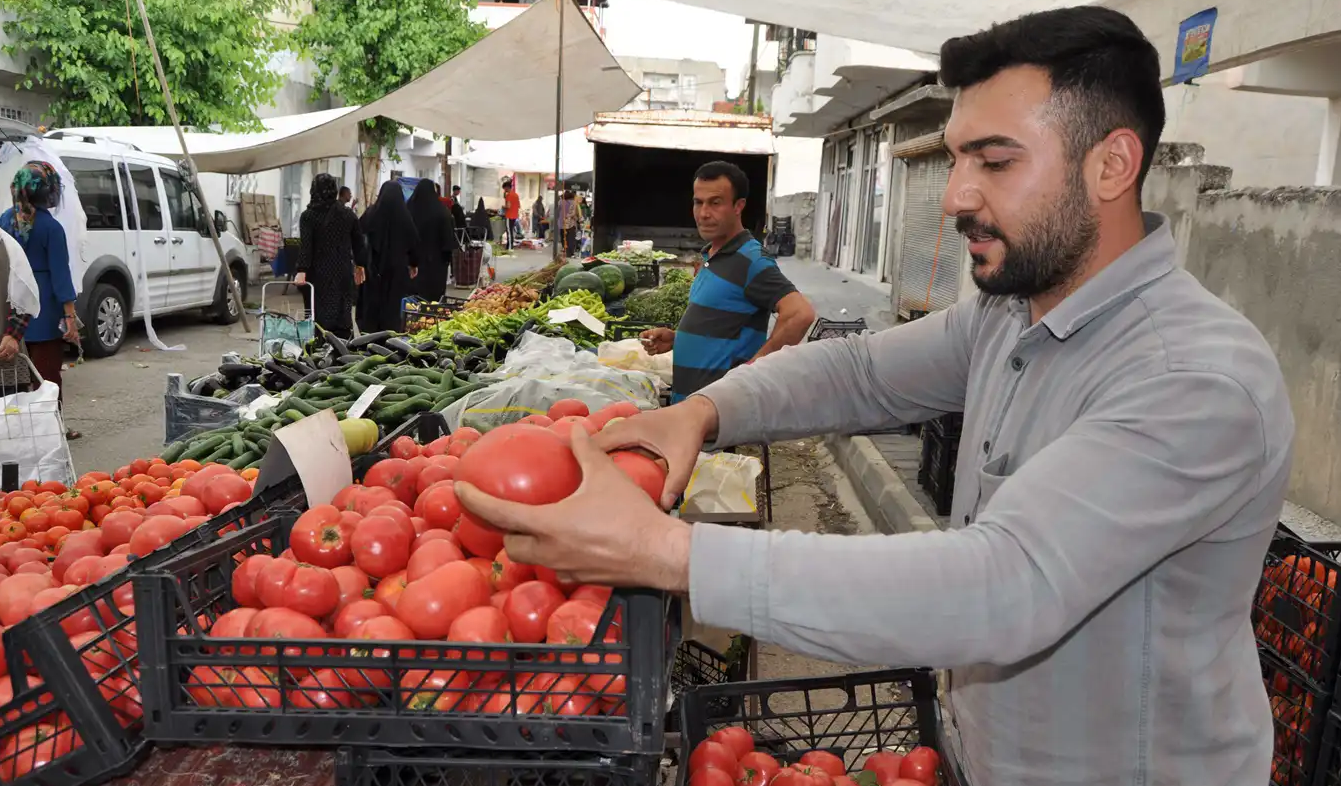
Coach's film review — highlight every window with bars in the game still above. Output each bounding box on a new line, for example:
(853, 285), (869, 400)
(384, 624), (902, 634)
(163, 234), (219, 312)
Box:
(0, 106), (35, 125)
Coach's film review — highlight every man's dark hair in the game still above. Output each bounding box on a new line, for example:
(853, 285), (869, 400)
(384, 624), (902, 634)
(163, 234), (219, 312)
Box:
(338, 186), (351, 196)
(695, 161), (750, 202)
(452, 185), (461, 192)
(939, 7), (1165, 191)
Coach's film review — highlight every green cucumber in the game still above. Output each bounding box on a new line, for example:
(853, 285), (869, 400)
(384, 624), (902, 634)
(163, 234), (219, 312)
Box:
(289, 382), (311, 399)
(230, 433), (246, 457)
(374, 395), (433, 424)
(287, 397), (320, 417)
(350, 355), (388, 375)
(343, 378), (368, 397)
(160, 440), (188, 464)
(202, 444), (233, 463)
(181, 435), (227, 461)
(227, 451), (257, 469)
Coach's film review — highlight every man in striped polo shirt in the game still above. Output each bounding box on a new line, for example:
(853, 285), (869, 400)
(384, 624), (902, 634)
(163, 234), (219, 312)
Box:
(641, 162), (815, 402)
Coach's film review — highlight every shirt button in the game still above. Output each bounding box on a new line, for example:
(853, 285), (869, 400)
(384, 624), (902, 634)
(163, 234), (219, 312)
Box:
(982, 440), (990, 453)
(1011, 356), (1024, 371)
(963, 514), (970, 524)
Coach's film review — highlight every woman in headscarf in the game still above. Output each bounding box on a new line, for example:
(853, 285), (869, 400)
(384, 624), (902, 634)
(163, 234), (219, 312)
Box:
(531, 195), (546, 240)
(295, 173), (365, 339)
(470, 198), (493, 242)
(358, 180), (420, 332)
(0, 162), (79, 439)
(406, 179), (457, 301)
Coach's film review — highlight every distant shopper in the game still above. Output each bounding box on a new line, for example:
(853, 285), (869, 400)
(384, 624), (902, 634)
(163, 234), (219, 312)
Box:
(449, 185), (468, 230)
(503, 180), (522, 249)
(471, 198), (493, 242)
(338, 186), (352, 207)
(296, 173), (365, 340)
(407, 179), (458, 301)
(0, 234), (35, 397)
(358, 181), (420, 332)
(0, 162), (79, 439)
(560, 190), (579, 257)
(640, 161), (815, 402)
(531, 195), (547, 240)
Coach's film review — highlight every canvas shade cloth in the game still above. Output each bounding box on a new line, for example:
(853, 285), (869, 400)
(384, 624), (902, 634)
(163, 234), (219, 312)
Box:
(61, 0), (637, 175)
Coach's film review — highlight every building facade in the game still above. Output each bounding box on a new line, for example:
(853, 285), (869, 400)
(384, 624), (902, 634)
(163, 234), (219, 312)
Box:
(616, 57), (727, 112)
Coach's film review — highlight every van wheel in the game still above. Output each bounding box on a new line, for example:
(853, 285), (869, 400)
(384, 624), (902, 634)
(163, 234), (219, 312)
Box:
(83, 282), (128, 358)
(212, 266), (245, 325)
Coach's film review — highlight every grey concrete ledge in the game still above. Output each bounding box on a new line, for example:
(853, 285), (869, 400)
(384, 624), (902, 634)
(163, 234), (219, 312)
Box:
(824, 433), (939, 534)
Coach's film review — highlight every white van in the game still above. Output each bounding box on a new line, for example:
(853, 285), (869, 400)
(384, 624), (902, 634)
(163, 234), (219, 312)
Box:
(41, 133), (257, 358)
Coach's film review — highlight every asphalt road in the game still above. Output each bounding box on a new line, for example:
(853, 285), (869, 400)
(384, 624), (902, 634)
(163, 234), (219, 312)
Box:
(62, 247), (555, 476)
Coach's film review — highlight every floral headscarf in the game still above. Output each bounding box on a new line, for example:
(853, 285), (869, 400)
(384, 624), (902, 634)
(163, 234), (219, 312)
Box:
(309, 173), (339, 209)
(9, 162), (61, 243)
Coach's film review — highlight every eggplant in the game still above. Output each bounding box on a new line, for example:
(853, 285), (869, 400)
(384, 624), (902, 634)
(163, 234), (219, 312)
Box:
(337, 354), (365, 365)
(416, 340), (438, 353)
(322, 328), (350, 358)
(368, 343), (400, 358)
(452, 332), (486, 349)
(512, 319), (537, 346)
(386, 337), (418, 357)
(348, 331), (393, 349)
(219, 363), (262, 379)
(298, 370), (328, 385)
(264, 359), (305, 385)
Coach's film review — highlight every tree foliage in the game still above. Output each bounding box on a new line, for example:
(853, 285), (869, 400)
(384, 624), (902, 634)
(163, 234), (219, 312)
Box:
(0, 0), (286, 130)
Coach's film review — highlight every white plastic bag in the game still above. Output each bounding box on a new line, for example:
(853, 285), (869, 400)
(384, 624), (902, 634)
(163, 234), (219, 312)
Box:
(598, 339), (673, 387)
(0, 380), (74, 487)
(680, 451), (762, 517)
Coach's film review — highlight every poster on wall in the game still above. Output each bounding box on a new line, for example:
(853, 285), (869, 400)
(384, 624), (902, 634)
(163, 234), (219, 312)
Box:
(1172, 8), (1218, 85)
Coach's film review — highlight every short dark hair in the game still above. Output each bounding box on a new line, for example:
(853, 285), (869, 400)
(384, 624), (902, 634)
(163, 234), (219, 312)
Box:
(452, 185), (461, 192)
(338, 185), (351, 195)
(939, 7), (1165, 190)
(695, 161), (749, 202)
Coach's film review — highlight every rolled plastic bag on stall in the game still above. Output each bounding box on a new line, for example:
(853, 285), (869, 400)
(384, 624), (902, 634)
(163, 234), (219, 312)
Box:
(597, 338), (673, 388)
(680, 451), (763, 517)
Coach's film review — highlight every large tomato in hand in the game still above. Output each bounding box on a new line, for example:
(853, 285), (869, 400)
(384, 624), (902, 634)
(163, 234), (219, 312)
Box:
(363, 459), (418, 507)
(407, 539), (466, 582)
(689, 740), (738, 774)
(350, 515), (413, 579)
(291, 505), (355, 568)
(503, 580), (566, 644)
(547, 399), (590, 420)
(490, 549), (534, 592)
(255, 559), (340, 619)
(414, 482), (462, 531)
(898, 747), (940, 786)
(454, 424), (582, 530)
(455, 516), (505, 560)
(0, 723), (76, 780)
(549, 417), (597, 444)
(861, 752), (905, 786)
(395, 561), (491, 639)
(200, 474), (253, 515)
(609, 451), (668, 503)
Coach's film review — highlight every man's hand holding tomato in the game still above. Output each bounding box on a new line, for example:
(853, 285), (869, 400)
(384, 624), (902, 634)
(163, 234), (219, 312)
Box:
(593, 395), (719, 510)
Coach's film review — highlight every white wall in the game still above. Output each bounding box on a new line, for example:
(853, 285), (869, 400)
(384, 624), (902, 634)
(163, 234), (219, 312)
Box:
(773, 136), (822, 196)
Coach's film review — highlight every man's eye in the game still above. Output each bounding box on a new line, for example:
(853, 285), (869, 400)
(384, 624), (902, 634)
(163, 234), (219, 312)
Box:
(983, 160), (1012, 172)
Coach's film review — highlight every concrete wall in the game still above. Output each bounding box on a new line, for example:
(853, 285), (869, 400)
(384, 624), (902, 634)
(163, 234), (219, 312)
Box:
(1143, 146), (1341, 520)
(616, 56), (727, 111)
(772, 192), (815, 258)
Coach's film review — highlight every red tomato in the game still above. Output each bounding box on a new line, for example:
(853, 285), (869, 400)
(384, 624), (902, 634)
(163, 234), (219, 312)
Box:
(350, 515), (413, 579)
(710, 727), (756, 760)
(447, 441), (471, 458)
(861, 752), (905, 786)
(455, 515), (505, 560)
(545, 675), (601, 716)
(187, 665), (241, 707)
(62, 554), (103, 586)
(737, 752), (781, 786)
(690, 769), (736, 786)
(490, 590), (510, 610)
(414, 482), (462, 531)
(255, 559), (340, 619)
(490, 549), (534, 592)
(52, 541), (101, 584)
(774, 767), (833, 786)
(127, 515), (192, 557)
(333, 598), (389, 638)
(244, 607), (327, 658)
(547, 399), (590, 420)
(406, 539), (466, 582)
(0, 723), (76, 779)
(609, 451), (669, 502)
(98, 510), (144, 552)
(545, 599), (606, 645)
(99, 673), (144, 725)
(533, 565), (579, 593)
(568, 584), (613, 608)
(290, 505), (355, 568)
(6, 547), (47, 574)
(689, 740), (739, 774)
(331, 565), (371, 610)
(454, 424), (582, 530)
(452, 427), (483, 444)
(200, 474), (253, 515)
(181, 464), (236, 501)
(396, 561), (491, 639)
(549, 416), (597, 444)
(210, 607), (259, 640)
(0, 572), (56, 626)
(517, 414), (554, 427)
(401, 668), (488, 712)
(390, 436), (421, 460)
(412, 529), (460, 552)
(503, 580), (566, 644)
(416, 462), (458, 496)
(832, 777), (857, 786)
(898, 747), (940, 786)
(232, 554), (276, 608)
(800, 751), (846, 778)
(14, 562), (50, 577)
(31, 586), (94, 636)
(231, 665), (281, 708)
(363, 458), (419, 507)
(446, 605), (510, 644)
(162, 495), (207, 518)
(289, 667), (344, 709)
(333, 485), (398, 516)
(372, 570), (409, 611)
(422, 436), (452, 458)
(367, 504), (415, 540)
(69, 630), (123, 674)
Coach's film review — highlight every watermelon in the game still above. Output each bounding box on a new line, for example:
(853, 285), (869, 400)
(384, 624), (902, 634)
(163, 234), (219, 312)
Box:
(591, 264), (626, 299)
(554, 270), (605, 298)
(555, 262), (585, 285)
(611, 262), (638, 293)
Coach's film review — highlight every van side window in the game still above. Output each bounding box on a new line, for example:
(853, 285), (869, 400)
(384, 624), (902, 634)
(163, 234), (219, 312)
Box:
(61, 157), (124, 230)
(124, 164), (164, 231)
(160, 169), (198, 232)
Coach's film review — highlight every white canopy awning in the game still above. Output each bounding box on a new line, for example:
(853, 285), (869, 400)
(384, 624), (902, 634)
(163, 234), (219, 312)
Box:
(461, 129), (594, 176)
(58, 0), (637, 174)
(587, 110), (776, 155)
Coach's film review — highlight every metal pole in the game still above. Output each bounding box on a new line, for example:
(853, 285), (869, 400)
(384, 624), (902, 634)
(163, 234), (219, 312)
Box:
(747, 23), (761, 114)
(133, 0), (251, 332)
(552, 0), (566, 262)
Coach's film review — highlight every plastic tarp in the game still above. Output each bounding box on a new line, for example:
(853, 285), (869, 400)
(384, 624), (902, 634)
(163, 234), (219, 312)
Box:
(672, 0), (1090, 57)
(57, 0), (637, 175)
(461, 129), (594, 177)
(587, 110), (775, 155)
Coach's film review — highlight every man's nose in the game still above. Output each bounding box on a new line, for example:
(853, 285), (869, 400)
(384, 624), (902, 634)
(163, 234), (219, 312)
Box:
(943, 167), (985, 218)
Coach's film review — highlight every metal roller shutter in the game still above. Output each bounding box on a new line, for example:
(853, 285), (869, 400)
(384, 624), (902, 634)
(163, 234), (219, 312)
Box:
(898, 156), (963, 316)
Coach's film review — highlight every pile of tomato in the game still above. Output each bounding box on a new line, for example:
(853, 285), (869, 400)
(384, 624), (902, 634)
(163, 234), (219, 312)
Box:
(182, 400), (668, 715)
(687, 728), (943, 786)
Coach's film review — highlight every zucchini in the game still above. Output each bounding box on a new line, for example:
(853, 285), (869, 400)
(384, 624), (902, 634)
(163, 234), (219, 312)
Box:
(370, 365), (399, 380)
(307, 385), (346, 399)
(160, 440), (188, 464)
(227, 451), (257, 470)
(399, 384), (438, 399)
(181, 435), (227, 461)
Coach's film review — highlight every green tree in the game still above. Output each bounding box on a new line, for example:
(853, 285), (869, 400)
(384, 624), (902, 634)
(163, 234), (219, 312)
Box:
(0, 0), (286, 130)
(291, 0), (487, 207)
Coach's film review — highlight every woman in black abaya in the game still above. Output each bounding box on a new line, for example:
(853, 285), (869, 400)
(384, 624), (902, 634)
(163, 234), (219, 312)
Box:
(470, 198), (493, 242)
(295, 173), (364, 339)
(407, 180), (457, 301)
(358, 181), (420, 332)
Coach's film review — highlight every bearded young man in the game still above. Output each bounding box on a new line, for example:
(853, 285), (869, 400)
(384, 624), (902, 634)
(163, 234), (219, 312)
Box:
(455, 7), (1293, 785)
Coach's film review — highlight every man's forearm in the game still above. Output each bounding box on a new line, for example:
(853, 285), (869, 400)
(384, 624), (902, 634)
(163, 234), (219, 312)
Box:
(752, 312), (811, 361)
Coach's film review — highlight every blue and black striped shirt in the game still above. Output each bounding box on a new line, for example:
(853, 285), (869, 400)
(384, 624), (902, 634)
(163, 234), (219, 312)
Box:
(672, 231), (797, 402)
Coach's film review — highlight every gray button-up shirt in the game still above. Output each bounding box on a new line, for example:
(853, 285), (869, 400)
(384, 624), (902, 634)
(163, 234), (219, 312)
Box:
(689, 214), (1293, 786)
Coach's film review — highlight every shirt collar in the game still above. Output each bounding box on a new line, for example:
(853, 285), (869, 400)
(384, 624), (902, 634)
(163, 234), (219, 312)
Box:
(702, 230), (754, 261)
(1027, 212), (1176, 340)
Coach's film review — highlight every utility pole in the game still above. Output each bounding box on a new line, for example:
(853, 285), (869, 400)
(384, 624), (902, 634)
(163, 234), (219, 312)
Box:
(747, 22), (761, 114)
(552, 0), (567, 263)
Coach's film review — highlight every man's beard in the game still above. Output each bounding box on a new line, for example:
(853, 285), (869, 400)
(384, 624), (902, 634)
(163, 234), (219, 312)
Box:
(958, 173), (1098, 298)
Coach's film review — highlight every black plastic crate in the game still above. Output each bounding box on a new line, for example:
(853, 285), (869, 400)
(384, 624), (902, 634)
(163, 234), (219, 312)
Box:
(1315, 710), (1341, 786)
(666, 639), (751, 733)
(925, 413), (963, 440)
(133, 514), (678, 754)
(372, 412), (451, 456)
(1262, 649), (1331, 786)
(918, 428), (957, 517)
(630, 261), (660, 290)
(0, 488), (300, 786)
(678, 669), (961, 786)
(1253, 527), (1341, 691)
(401, 296), (470, 334)
(335, 746), (660, 786)
(807, 318), (868, 342)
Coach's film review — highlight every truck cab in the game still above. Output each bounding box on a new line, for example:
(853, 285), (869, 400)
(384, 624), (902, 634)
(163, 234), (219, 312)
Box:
(42, 133), (254, 358)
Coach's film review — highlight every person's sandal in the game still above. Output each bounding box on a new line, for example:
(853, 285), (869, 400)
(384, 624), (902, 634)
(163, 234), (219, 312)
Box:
(65, 429), (81, 441)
